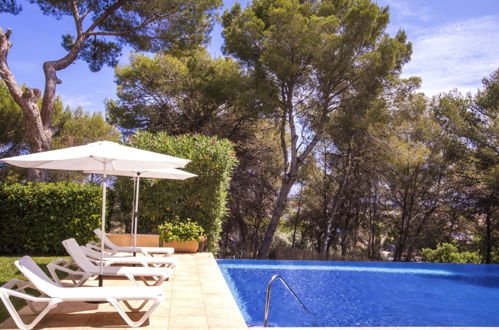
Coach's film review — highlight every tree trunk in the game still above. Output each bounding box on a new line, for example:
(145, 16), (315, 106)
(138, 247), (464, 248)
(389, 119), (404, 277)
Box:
(0, 28), (57, 181)
(485, 211), (492, 264)
(291, 192), (303, 248)
(9, 89), (53, 181)
(257, 176), (295, 258)
(393, 212), (408, 262)
(256, 80), (324, 259)
(322, 144), (353, 254)
(367, 185), (379, 260)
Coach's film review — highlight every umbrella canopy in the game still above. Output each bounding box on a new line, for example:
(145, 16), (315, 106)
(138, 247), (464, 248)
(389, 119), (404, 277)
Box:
(1, 141), (189, 170)
(0, 141), (190, 286)
(84, 168), (197, 254)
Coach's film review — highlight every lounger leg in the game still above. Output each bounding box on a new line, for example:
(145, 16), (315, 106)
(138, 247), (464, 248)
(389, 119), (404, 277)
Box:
(76, 274), (90, 286)
(138, 275), (167, 286)
(126, 274), (140, 286)
(0, 290), (60, 330)
(47, 259), (73, 285)
(151, 275), (167, 286)
(8, 281), (48, 314)
(107, 297), (163, 327)
(64, 271), (90, 287)
(47, 265), (62, 285)
(25, 294), (51, 314)
(47, 260), (91, 287)
(122, 299), (149, 312)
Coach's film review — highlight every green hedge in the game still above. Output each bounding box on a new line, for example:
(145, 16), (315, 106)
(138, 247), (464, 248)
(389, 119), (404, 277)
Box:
(0, 182), (101, 255)
(116, 132), (237, 251)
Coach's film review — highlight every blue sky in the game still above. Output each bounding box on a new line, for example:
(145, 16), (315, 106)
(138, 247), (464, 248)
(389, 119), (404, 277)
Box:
(0, 0), (497, 114)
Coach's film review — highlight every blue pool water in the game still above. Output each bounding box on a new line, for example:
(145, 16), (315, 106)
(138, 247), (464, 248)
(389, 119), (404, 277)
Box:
(217, 259), (499, 327)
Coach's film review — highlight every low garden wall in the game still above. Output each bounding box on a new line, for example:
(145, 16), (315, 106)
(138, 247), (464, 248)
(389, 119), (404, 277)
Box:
(107, 233), (200, 252)
(107, 233), (160, 247)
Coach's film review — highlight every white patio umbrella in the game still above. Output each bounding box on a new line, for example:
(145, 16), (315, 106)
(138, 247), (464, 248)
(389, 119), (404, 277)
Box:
(84, 167), (197, 254)
(0, 141), (190, 286)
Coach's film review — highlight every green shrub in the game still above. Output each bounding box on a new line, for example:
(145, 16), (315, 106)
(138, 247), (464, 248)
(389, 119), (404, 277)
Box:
(0, 182), (101, 255)
(491, 247), (499, 264)
(158, 216), (205, 242)
(116, 131), (237, 252)
(421, 243), (481, 264)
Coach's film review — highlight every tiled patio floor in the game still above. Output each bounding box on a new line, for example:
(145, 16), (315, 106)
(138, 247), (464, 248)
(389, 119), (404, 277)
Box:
(0, 253), (247, 329)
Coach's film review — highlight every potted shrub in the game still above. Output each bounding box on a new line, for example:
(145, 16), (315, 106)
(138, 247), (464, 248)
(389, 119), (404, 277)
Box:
(158, 216), (206, 252)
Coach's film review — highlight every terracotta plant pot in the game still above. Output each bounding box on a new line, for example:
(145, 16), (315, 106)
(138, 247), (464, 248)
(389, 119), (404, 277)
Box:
(161, 240), (199, 253)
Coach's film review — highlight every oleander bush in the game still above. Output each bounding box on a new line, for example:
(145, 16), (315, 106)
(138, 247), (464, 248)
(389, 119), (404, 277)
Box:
(114, 131), (237, 252)
(0, 182), (101, 255)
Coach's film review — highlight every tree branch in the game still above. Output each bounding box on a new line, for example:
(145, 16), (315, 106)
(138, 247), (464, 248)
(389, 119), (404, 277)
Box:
(85, 0), (128, 34)
(287, 85), (299, 167)
(279, 110), (289, 175)
(81, 0), (98, 22)
(297, 101), (329, 164)
(40, 1), (130, 126)
(70, 0), (82, 36)
(0, 27), (23, 105)
(0, 27), (49, 156)
(88, 14), (165, 37)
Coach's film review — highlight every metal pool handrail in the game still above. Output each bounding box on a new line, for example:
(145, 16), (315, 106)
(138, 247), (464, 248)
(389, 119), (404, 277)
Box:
(264, 274), (318, 327)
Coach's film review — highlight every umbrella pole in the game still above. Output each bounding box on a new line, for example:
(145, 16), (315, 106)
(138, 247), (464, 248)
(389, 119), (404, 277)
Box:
(133, 176), (140, 257)
(99, 163), (108, 287)
(130, 177), (137, 248)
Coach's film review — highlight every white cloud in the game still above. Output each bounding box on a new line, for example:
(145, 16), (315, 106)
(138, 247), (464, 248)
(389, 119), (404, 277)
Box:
(383, 0), (432, 22)
(402, 15), (499, 96)
(59, 94), (94, 110)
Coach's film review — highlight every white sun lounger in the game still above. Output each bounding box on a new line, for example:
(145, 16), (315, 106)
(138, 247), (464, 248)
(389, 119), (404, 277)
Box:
(47, 238), (172, 287)
(0, 256), (165, 329)
(80, 244), (178, 268)
(94, 228), (174, 257)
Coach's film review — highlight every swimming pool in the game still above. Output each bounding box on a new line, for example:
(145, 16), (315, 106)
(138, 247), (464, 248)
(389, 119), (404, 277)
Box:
(217, 259), (499, 327)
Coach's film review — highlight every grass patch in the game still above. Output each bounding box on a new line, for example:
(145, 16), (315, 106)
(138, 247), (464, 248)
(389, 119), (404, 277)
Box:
(0, 256), (69, 324)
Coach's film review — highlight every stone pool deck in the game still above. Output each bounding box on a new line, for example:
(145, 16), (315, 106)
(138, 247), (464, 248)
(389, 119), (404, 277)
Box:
(0, 253), (247, 329)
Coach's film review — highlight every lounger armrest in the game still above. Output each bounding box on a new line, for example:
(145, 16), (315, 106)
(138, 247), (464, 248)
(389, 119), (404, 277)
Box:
(1, 287), (53, 303)
(86, 241), (100, 249)
(48, 259), (82, 274)
(84, 244), (116, 257)
(47, 259), (89, 286)
(86, 242), (114, 255)
(47, 258), (79, 273)
(53, 258), (75, 267)
(2, 278), (27, 290)
(0, 279), (53, 303)
(2, 278), (39, 293)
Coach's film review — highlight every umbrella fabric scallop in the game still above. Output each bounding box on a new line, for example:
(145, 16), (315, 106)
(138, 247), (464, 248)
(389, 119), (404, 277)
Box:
(0, 141), (190, 286)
